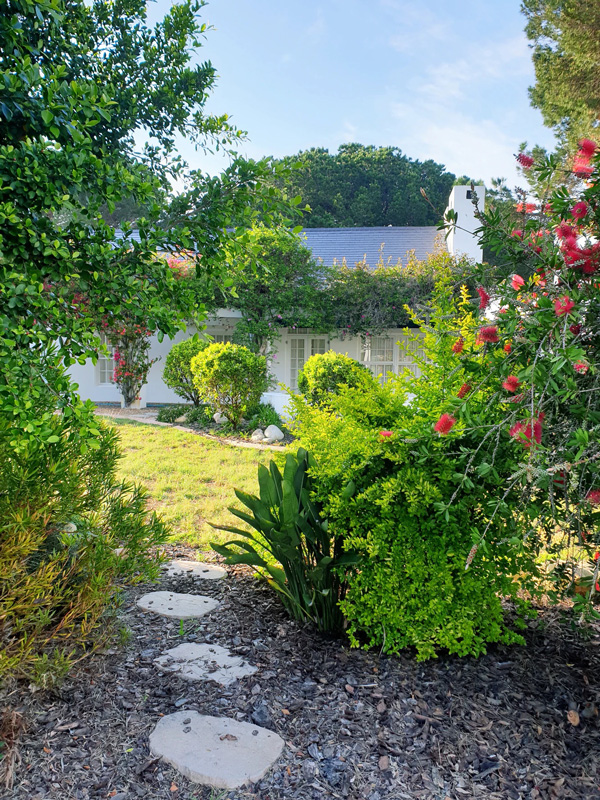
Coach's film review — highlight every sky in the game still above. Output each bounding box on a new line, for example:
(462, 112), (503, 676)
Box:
(151, 0), (557, 190)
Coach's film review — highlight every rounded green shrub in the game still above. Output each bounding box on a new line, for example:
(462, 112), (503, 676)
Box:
(297, 351), (374, 407)
(191, 342), (269, 428)
(163, 337), (210, 406)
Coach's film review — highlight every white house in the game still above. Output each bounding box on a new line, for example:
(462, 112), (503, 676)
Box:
(69, 186), (484, 415)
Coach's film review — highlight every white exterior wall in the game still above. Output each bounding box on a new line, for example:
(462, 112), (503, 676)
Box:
(71, 321), (424, 417)
(446, 185), (485, 262)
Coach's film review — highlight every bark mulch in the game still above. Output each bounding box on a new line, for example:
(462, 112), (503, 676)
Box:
(2, 545), (600, 800)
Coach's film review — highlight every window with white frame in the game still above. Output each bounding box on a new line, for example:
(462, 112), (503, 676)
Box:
(209, 333), (233, 344)
(361, 334), (425, 384)
(97, 333), (116, 385)
(288, 333), (329, 390)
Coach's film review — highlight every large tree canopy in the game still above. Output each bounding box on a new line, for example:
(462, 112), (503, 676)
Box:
(522, 0), (600, 149)
(270, 143), (456, 228)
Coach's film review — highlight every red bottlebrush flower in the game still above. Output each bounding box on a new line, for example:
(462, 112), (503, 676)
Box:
(511, 274), (525, 290)
(479, 326), (499, 343)
(571, 201), (589, 221)
(434, 413), (456, 435)
(570, 323), (582, 335)
(510, 229), (523, 239)
(510, 416), (543, 447)
(498, 307), (508, 315)
(553, 470), (566, 488)
(504, 341), (512, 353)
(554, 296), (575, 316)
(578, 138), (597, 158)
(452, 338), (464, 354)
(502, 375), (520, 392)
(476, 287), (490, 310)
(573, 157), (593, 178)
(574, 361), (589, 374)
(556, 222), (576, 239)
(379, 430), (393, 438)
(587, 489), (600, 506)
(516, 153), (534, 169)
(594, 551), (600, 561)
(515, 202), (537, 214)
(457, 383), (472, 399)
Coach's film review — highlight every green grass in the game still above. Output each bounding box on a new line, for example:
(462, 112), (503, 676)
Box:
(106, 419), (286, 549)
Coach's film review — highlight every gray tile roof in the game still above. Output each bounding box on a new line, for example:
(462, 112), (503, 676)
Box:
(114, 226), (444, 266)
(301, 226), (444, 266)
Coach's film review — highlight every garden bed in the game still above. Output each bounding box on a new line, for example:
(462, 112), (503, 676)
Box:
(2, 544), (599, 800)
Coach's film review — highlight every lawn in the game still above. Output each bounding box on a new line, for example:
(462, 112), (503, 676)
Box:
(107, 419), (286, 549)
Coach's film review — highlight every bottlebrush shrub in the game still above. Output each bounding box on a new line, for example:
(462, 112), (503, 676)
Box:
(439, 143), (600, 612)
(289, 275), (539, 659)
(190, 342), (269, 428)
(297, 351), (375, 407)
(163, 336), (210, 406)
(0, 419), (168, 683)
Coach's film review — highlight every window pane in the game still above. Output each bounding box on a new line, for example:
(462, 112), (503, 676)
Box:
(311, 338), (327, 356)
(290, 338), (305, 390)
(98, 333), (115, 384)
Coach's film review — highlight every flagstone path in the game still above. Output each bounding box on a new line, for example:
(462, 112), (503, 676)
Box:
(137, 559), (285, 790)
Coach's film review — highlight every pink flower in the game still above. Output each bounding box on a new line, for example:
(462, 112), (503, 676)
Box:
(479, 326), (499, 343)
(511, 274), (525, 290)
(554, 296), (575, 316)
(573, 157), (593, 178)
(379, 430), (393, 438)
(574, 361), (589, 374)
(571, 201), (589, 221)
(434, 413), (456, 435)
(502, 375), (520, 392)
(477, 287), (490, 310)
(510, 416), (543, 448)
(511, 229), (523, 239)
(587, 489), (600, 506)
(457, 383), (472, 399)
(452, 338), (464, 354)
(578, 139), (597, 159)
(516, 153), (535, 169)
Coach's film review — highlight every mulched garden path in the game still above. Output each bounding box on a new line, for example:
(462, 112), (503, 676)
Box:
(3, 544), (600, 800)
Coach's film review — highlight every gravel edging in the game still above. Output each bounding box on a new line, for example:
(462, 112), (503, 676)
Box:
(3, 544), (600, 800)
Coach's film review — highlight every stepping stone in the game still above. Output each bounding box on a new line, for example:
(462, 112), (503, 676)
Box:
(154, 643), (257, 686)
(137, 591), (219, 619)
(163, 559), (226, 580)
(149, 711), (284, 789)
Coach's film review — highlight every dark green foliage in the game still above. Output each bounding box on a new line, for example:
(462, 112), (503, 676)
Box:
(211, 449), (359, 632)
(191, 342), (269, 428)
(522, 0), (600, 149)
(246, 403), (282, 431)
(156, 404), (189, 423)
(297, 351), (374, 408)
(0, 419), (168, 683)
(272, 143), (456, 227)
(163, 337), (210, 406)
(184, 404), (214, 426)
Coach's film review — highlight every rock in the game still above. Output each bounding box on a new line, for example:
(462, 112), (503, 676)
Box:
(174, 415), (187, 423)
(264, 424), (284, 441)
(149, 711), (284, 789)
(262, 438), (277, 445)
(250, 429), (264, 442)
(61, 522), (77, 533)
(155, 643), (257, 687)
(136, 592), (220, 619)
(163, 560), (226, 581)
(250, 702), (271, 727)
(213, 412), (227, 424)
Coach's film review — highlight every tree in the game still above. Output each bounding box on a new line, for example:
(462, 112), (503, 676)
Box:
(207, 226), (327, 355)
(0, 0), (298, 441)
(522, 0), (600, 149)
(270, 144), (456, 228)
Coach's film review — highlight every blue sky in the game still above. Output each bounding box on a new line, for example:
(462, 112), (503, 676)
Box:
(152, 0), (556, 189)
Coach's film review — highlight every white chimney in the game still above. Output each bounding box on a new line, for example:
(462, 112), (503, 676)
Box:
(446, 185), (485, 262)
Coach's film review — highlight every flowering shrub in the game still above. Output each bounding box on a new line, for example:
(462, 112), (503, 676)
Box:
(289, 275), (539, 659)
(437, 140), (600, 611)
(104, 320), (157, 407)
